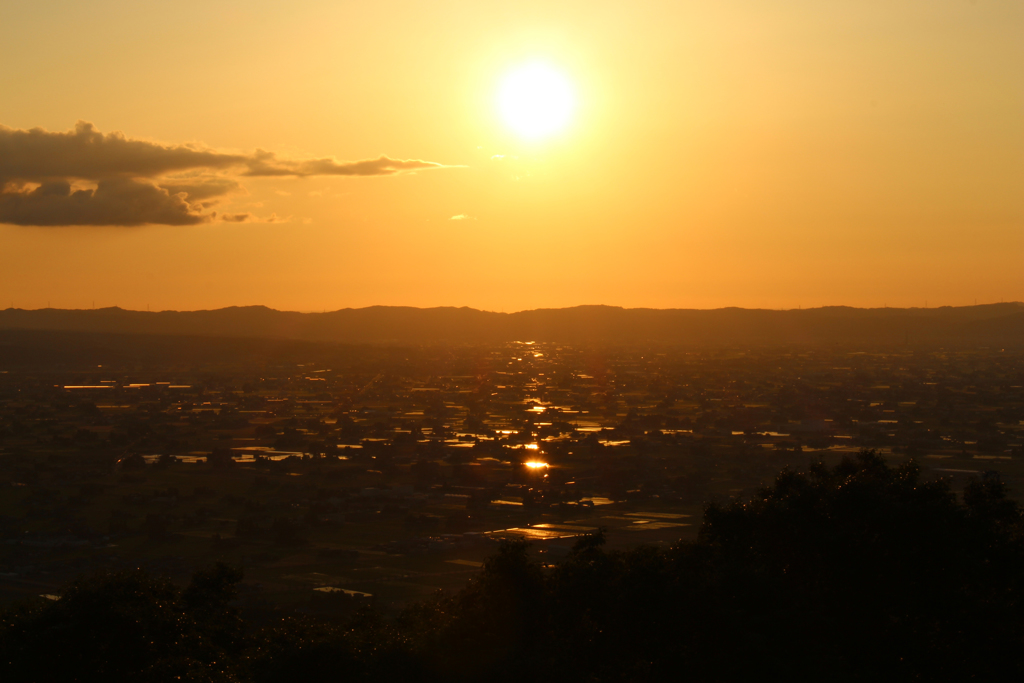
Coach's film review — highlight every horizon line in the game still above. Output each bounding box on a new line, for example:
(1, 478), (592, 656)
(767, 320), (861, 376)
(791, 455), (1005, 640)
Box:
(3, 302), (1022, 315)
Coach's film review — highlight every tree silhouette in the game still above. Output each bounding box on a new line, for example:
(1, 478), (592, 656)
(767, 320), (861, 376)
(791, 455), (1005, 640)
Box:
(0, 565), (245, 683)
(3, 451), (1022, 682)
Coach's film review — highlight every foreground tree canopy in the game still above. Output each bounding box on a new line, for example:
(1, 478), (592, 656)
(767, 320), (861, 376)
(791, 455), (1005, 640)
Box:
(3, 451), (1022, 682)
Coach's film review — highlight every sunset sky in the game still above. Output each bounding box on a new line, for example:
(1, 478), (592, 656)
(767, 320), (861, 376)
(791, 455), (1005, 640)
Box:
(1, 0), (1021, 312)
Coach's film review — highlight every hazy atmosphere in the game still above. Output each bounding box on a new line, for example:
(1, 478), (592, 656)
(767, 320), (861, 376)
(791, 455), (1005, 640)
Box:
(3, 0), (1021, 312)
(3, 4), (1024, 681)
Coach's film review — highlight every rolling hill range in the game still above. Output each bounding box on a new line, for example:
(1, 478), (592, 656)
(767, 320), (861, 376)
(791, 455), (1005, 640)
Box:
(1, 303), (1022, 346)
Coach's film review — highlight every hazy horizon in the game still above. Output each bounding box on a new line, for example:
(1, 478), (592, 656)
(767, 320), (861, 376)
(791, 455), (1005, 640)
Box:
(4, 301), (1024, 315)
(3, 6), (1022, 673)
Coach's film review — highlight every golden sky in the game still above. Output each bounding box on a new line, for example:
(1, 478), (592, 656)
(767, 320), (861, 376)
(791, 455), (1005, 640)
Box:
(1, 0), (1021, 312)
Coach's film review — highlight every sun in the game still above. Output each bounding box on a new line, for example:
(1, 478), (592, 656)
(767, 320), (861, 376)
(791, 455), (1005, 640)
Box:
(498, 63), (575, 140)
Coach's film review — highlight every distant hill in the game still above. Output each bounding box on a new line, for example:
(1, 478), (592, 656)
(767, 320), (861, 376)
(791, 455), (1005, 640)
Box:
(1, 303), (1022, 346)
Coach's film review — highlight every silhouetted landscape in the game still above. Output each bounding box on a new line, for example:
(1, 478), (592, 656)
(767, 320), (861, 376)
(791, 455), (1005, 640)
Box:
(4, 0), (1022, 678)
(1, 323), (1022, 680)
(3, 302), (1024, 345)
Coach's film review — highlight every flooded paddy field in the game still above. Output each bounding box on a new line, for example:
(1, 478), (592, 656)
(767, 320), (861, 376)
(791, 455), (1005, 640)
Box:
(1, 338), (1022, 614)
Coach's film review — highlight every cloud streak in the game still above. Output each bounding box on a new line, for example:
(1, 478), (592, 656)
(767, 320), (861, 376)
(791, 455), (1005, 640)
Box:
(0, 122), (451, 226)
(242, 150), (445, 177)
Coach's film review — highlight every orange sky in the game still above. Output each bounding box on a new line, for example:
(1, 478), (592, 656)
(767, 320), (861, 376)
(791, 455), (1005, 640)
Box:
(1, 0), (1021, 312)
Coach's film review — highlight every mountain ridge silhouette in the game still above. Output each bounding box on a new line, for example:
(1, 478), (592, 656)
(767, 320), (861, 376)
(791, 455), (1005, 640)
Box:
(1, 303), (1022, 345)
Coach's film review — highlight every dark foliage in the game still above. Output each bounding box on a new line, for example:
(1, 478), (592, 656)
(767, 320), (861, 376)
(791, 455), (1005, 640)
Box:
(3, 451), (1022, 682)
(0, 564), (242, 682)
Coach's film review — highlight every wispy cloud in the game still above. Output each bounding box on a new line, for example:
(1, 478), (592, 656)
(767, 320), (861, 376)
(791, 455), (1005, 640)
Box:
(449, 214), (476, 221)
(243, 150), (445, 177)
(0, 121), (453, 226)
(219, 212), (287, 224)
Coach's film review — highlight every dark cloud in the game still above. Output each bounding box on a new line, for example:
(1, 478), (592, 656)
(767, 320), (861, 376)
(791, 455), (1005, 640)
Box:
(0, 121), (242, 182)
(0, 178), (208, 226)
(0, 121), (452, 226)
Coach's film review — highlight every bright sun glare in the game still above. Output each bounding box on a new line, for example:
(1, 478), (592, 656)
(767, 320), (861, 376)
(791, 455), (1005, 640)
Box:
(498, 63), (574, 140)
